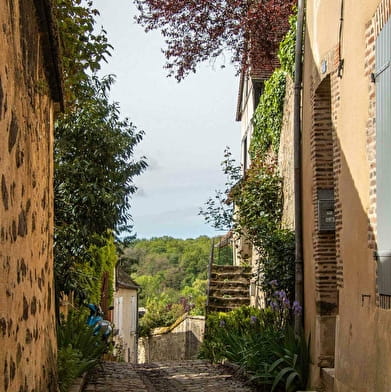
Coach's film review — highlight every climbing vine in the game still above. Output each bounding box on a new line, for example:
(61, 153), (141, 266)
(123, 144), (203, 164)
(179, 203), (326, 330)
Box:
(250, 70), (287, 158)
(250, 11), (297, 160)
(278, 11), (297, 78)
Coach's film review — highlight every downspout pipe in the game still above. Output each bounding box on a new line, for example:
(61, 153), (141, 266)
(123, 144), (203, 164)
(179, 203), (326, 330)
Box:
(293, 0), (305, 334)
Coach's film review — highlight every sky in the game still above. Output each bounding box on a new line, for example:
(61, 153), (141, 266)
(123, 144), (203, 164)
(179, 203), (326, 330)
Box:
(93, 0), (240, 239)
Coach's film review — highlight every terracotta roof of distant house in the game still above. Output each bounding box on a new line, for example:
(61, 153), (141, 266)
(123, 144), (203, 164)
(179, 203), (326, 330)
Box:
(116, 267), (140, 290)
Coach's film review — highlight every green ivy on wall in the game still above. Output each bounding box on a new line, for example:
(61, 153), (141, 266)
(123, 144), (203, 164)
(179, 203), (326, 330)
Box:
(250, 69), (287, 159)
(88, 234), (117, 305)
(278, 10), (297, 78)
(250, 11), (297, 160)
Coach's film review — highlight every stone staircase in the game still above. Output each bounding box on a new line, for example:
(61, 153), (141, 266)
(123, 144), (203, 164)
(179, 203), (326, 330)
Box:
(206, 265), (252, 313)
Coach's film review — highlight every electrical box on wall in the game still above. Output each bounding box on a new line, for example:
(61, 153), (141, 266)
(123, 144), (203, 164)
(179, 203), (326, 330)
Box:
(318, 189), (335, 232)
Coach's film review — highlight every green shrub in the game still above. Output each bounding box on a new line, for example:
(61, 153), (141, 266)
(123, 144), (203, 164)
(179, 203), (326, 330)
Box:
(200, 306), (281, 364)
(57, 310), (107, 392)
(254, 327), (310, 392)
(200, 306), (309, 391)
(138, 294), (186, 336)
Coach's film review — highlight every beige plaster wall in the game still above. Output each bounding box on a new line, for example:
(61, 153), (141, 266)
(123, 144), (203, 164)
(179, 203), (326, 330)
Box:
(113, 288), (138, 363)
(0, 1), (58, 391)
(279, 76), (295, 229)
(302, 1), (391, 390)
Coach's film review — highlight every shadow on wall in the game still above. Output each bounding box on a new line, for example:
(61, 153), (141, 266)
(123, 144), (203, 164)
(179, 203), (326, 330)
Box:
(303, 40), (387, 388)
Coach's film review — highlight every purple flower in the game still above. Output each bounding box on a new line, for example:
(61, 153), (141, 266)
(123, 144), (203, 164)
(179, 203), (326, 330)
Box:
(277, 290), (287, 300)
(282, 297), (291, 308)
(292, 301), (302, 316)
(270, 301), (279, 310)
(250, 316), (257, 325)
(219, 320), (226, 327)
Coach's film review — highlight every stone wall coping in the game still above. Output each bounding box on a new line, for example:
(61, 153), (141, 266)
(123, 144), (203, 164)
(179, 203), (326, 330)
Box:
(151, 314), (205, 336)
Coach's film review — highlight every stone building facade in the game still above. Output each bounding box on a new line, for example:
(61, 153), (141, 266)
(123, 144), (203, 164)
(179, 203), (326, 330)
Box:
(301, 0), (391, 390)
(0, 0), (62, 391)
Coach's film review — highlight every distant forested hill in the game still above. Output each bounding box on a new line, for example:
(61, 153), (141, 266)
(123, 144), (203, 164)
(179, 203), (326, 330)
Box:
(123, 236), (232, 291)
(120, 236), (232, 334)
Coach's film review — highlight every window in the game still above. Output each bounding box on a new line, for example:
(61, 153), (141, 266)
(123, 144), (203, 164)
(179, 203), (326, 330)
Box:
(252, 79), (264, 111)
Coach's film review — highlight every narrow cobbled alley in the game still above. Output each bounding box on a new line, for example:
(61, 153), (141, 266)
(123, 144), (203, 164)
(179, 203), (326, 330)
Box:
(84, 360), (256, 392)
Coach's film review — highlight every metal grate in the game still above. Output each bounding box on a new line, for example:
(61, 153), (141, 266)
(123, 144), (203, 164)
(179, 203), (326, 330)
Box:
(380, 294), (391, 309)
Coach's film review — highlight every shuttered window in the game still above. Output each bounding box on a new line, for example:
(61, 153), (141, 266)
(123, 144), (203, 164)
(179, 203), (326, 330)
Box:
(376, 17), (391, 300)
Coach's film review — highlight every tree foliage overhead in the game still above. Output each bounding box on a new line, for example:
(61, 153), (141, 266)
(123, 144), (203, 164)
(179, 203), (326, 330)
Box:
(54, 0), (147, 299)
(55, 76), (147, 238)
(54, 75), (147, 297)
(56, 0), (113, 103)
(134, 0), (295, 80)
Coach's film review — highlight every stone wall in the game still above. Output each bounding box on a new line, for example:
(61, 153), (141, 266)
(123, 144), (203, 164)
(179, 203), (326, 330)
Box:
(0, 0), (61, 391)
(138, 315), (205, 363)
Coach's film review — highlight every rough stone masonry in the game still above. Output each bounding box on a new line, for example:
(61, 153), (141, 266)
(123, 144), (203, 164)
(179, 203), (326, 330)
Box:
(0, 0), (62, 391)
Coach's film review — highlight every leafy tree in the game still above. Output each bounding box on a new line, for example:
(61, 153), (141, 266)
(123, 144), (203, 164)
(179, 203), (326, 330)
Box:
(131, 236), (217, 288)
(134, 0), (295, 81)
(231, 159), (295, 300)
(56, 0), (113, 103)
(54, 75), (147, 297)
(199, 147), (241, 231)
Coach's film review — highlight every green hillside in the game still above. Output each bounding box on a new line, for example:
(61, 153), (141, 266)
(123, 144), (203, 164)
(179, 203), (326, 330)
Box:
(121, 235), (232, 335)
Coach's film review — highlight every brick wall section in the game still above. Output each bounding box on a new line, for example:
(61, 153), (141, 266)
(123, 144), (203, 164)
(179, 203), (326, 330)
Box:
(0, 0), (61, 391)
(365, 0), (391, 308)
(329, 51), (344, 290)
(311, 75), (338, 314)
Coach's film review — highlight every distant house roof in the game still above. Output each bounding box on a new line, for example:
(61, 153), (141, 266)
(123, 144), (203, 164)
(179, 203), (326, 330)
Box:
(116, 267), (140, 290)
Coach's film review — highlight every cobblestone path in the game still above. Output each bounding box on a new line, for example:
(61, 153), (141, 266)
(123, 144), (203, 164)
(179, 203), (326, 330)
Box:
(84, 360), (256, 391)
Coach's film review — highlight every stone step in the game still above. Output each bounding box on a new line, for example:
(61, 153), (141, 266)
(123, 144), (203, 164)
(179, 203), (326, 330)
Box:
(209, 285), (249, 297)
(211, 265), (252, 274)
(210, 272), (252, 281)
(209, 280), (250, 289)
(209, 290), (249, 298)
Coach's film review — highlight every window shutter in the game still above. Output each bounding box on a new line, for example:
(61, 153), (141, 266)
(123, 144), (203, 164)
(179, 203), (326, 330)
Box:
(376, 18), (391, 296)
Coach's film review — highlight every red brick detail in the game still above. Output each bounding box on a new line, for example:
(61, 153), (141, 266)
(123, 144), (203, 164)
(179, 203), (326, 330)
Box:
(311, 76), (338, 312)
(330, 69), (343, 290)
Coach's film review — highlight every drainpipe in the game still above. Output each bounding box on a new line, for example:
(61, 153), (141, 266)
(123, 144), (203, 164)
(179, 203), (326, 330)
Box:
(293, 0), (305, 334)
